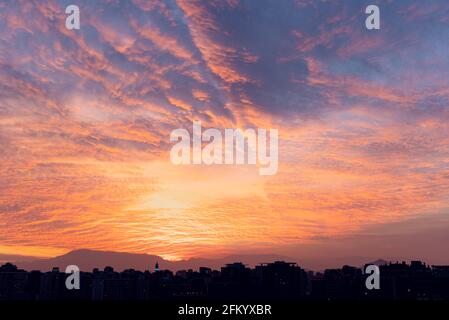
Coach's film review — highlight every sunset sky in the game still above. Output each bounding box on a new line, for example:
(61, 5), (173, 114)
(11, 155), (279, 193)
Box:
(0, 0), (448, 264)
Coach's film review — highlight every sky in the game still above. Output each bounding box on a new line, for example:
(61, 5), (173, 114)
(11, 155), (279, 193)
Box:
(0, 0), (448, 264)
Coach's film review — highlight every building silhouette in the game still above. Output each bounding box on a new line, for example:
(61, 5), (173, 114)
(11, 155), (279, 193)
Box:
(0, 260), (448, 300)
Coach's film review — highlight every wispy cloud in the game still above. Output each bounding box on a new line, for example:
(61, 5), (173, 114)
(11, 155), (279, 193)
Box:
(0, 0), (448, 261)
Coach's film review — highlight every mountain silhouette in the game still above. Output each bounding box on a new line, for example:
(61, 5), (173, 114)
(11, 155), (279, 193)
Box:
(14, 249), (295, 272)
(366, 259), (389, 266)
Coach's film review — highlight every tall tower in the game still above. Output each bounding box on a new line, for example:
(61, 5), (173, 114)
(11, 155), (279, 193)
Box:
(154, 261), (159, 272)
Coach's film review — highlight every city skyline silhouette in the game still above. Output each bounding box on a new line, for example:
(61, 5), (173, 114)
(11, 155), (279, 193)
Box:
(1, 257), (448, 300)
